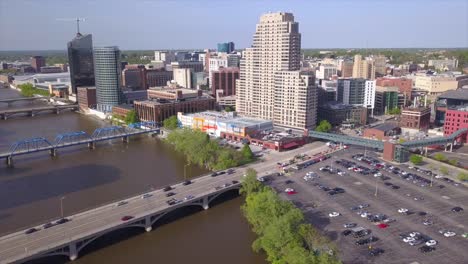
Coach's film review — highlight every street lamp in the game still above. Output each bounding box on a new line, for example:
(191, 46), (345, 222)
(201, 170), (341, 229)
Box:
(60, 196), (66, 219)
(374, 177), (378, 197)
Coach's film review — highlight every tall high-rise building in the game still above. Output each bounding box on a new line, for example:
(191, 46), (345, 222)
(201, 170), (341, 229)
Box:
(236, 12), (316, 130)
(211, 67), (239, 96)
(68, 33), (95, 94)
(352, 54), (376, 80)
(31, 56), (46, 73)
(217, 42), (235, 53)
(93, 46), (122, 112)
(337, 78), (376, 111)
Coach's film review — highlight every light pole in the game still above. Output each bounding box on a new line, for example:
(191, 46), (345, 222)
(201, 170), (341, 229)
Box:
(430, 173), (434, 188)
(60, 196), (66, 219)
(184, 163), (189, 181)
(374, 177), (378, 197)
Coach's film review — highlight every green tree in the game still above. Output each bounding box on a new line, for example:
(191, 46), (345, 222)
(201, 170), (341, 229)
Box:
(124, 110), (139, 125)
(409, 154), (423, 165)
(315, 120), (332, 133)
(440, 166), (449, 175)
(163, 116), (179, 130)
(434, 153), (447, 162)
(225, 106), (234, 112)
(240, 169), (262, 196)
(457, 172), (468, 182)
(448, 159), (458, 166)
(241, 144), (254, 163)
(387, 107), (401, 115)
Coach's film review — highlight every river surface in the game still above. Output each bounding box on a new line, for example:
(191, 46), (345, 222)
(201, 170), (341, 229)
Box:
(0, 88), (266, 264)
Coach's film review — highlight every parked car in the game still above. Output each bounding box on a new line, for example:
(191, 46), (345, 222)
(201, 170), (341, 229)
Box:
(141, 193), (153, 199)
(55, 218), (70, 224)
(369, 248), (384, 256)
(165, 192), (176, 197)
(452, 207), (464, 213)
(329, 212), (340, 217)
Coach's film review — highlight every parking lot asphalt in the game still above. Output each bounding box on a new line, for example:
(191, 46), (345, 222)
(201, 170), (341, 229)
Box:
(264, 146), (468, 264)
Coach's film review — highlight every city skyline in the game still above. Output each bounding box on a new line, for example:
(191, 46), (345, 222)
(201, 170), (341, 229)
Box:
(0, 0), (467, 51)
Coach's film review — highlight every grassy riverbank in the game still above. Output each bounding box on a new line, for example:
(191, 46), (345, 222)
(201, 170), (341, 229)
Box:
(241, 169), (341, 264)
(17, 83), (50, 97)
(165, 128), (255, 171)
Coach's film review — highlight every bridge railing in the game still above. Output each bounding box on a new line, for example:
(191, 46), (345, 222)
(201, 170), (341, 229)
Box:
(54, 131), (93, 146)
(8, 137), (53, 155)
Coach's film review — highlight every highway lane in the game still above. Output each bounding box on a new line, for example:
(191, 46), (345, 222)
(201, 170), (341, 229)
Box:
(0, 142), (330, 263)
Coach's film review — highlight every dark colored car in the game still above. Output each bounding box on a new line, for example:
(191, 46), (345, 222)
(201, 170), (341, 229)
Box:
(285, 180), (294, 184)
(369, 248), (384, 256)
(333, 187), (345, 193)
(452, 207), (463, 212)
(227, 169), (235, 174)
(55, 218), (70, 225)
(218, 171), (226, 175)
(328, 191), (337, 196)
(25, 228), (38, 234)
(391, 185), (400, 189)
(165, 192), (176, 197)
(43, 222), (54, 229)
(211, 172), (218, 177)
(419, 245), (436, 253)
(418, 211), (427, 216)
(163, 186), (173, 192)
(166, 198), (177, 205)
(384, 182), (393, 186)
(342, 230), (352, 236)
(232, 180), (239, 184)
(121, 215), (134, 221)
(182, 180), (192, 186)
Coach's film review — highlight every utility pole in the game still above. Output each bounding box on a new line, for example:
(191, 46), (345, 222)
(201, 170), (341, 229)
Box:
(60, 196), (66, 219)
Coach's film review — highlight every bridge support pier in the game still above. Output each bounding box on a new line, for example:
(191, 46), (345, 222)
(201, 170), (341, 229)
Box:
(145, 216), (152, 232)
(88, 142), (95, 149)
(202, 196), (209, 210)
(122, 136), (129, 143)
(30, 111), (35, 117)
(6, 156), (13, 167)
(49, 148), (57, 157)
(55, 109), (60, 114)
(2, 114), (7, 120)
(69, 242), (78, 261)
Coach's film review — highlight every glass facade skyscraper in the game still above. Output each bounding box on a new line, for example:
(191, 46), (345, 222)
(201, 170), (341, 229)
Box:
(217, 42), (235, 53)
(67, 33), (95, 94)
(93, 46), (122, 112)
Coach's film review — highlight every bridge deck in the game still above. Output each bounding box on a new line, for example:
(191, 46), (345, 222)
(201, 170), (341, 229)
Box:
(0, 104), (78, 114)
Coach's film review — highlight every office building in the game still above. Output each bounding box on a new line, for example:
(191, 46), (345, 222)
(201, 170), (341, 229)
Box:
(77, 87), (97, 111)
(209, 57), (228, 73)
(68, 33), (95, 94)
(399, 107), (431, 131)
(93, 46), (122, 112)
(211, 67), (239, 96)
(173, 68), (192, 88)
(154, 51), (175, 64)
(122, 65), (147, 90)
(146, 69), (173, 87)
(363, 123), (401, 141)
(435, 89), (468, 126)
(352, 55), (375, 80)
(340, 60), (354, 78)
(428, 59), (458, 71)
(414, 75), (458, 95)
(171, 61), (204, 73)
(337, 78), (375, 110)
(217, 42), (235, 53)
(443, 105), (468, 143)
(318, 102), (368, 126)
(373, 55), (387, 77)
(31, 56), (46, 73)
(376, 77), (412, 102)
(374, 86), (406, 115)
(316, 64), (337, 80)
(236, 12), (316, 130)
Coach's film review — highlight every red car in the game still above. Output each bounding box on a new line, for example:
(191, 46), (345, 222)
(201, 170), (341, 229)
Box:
(121, 215), (134, 221)
(377, 223), (388, 229)
(287, 191), (297, 195)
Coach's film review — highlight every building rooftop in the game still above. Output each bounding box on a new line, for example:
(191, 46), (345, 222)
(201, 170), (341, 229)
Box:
(438, 89), (468, 101)
(370, 122), (400, 132)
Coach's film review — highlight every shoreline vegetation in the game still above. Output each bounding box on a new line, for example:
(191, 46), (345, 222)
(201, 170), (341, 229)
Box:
(17, 83), (50, 97)
(164, 128), (255, 171)
(240, 169), (341, 264)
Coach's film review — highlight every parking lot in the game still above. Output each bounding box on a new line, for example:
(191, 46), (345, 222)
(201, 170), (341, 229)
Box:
(264, 146), (468, 264)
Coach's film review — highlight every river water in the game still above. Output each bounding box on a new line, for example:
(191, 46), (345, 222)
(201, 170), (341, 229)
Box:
(0, 88), (266, 264)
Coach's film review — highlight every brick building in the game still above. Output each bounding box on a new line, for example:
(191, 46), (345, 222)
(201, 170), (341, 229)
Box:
(376, 77), (412, 103)
(399, 107), (431, 131)
(31, 56), (46, 73)
(443, 105), (468, 143)
(211, 67), (239, 96)
(112, 104), (134, 118)
(135, 87), (215, 122)
(146, 69), (173, 87)
(363, 122), (401, 141)
(77, 87), (97, 111)
(122, 65), (147, 90)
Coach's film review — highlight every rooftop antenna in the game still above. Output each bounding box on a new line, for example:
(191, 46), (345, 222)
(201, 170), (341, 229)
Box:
(56, 17), (86, 35)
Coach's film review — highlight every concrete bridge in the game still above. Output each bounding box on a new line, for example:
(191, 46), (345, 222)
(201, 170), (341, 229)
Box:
(0, 173), (242, 264)
(0, 97), (50, 106)
(0, 105), (78, 120)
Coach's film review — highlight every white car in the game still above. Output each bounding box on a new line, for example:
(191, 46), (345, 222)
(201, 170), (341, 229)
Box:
(403, 237), (415, 243)
(425, 240), (437, 246)
(284, 188), (294, 193)
(303, 175), (312, 181)
(329, 212), (340, 217)
(383, 218), (396, 223)
(444, 231), (456, 237)
(360, 212), (370, 218)
(398, 208), (409, 214)
(435, 175), (443, 179)
(306, 171), (316, 176)
(338, 171), (346, 176)
(374, 173), (382, 177)
(409, 232), (420, 238)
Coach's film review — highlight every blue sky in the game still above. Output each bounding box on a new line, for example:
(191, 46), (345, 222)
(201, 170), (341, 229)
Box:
(0, 0), (467, 50)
